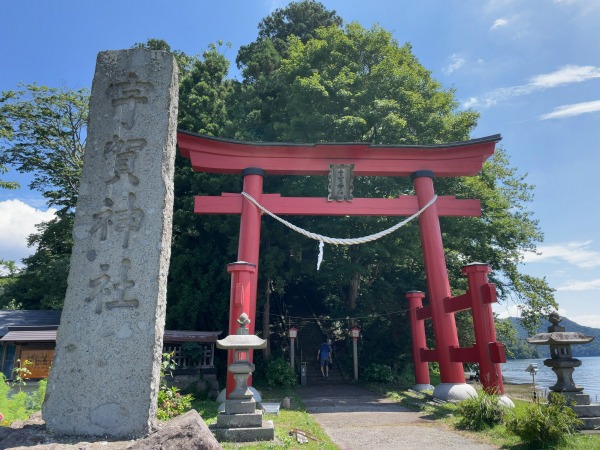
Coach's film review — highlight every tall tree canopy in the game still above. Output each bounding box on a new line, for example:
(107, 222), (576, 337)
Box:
(0, 2), (555, 369)
(0, 85), (88, 309)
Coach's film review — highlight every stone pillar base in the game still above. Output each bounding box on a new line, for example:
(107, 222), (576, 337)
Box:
(498, 395), (515, 408)
(433, 383), (477, 402)
(211, 420), (274, 442)
(412, 384), (434, 392)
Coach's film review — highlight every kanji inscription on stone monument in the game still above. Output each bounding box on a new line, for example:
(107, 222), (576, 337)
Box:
(43, 48), (178, 438)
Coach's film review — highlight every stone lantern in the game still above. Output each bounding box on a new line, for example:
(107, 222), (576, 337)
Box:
(526, 311), (594, 405)
(211, 313), (274, 442)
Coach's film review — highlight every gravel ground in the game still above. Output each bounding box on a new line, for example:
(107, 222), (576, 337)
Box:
(297, 384), (498, 450)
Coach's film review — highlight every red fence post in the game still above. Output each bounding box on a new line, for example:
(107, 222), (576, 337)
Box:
(405, 291), (433, 390)
(462, 263), (506, 395)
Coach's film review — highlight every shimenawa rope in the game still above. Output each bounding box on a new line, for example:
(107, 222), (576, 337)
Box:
(241, 192), (438, 270)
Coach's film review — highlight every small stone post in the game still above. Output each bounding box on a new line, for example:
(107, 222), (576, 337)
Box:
(288, 327), (298, 371)
(43, 49), (178, 437)
(350, 326), (360, 381)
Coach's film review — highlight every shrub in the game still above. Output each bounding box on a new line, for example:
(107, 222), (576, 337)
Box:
(157, 386), (193, 421)
(504, 392), (582, 447)
(265, 358), (297, 388)
(0, 374), (47, 426)
(456, 390), (505, 430)
(181, 342), (206, 365)
(156, 352), (193, 421)
(362, 363), (395, 383)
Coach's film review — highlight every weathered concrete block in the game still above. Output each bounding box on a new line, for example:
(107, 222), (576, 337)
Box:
(580, 417), (600, 430)
(43, 48), (178, 438)
(216, 412), (264, 428)
(225, 399), (257, 414)
(211, 420), (275, 442)
(572, 404), (600, 417)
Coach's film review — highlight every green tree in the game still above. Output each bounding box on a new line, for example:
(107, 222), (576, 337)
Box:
(221, 1), (555, 363)
(0, 84), (88, 309)
(0, 164), (18, 190)
(0, 84), (88, 211)
(165, 43), (239, 332)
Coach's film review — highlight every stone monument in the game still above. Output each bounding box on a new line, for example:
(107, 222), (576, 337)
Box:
(43, 48), (178, 437)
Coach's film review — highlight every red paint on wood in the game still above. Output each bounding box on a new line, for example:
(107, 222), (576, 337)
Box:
(406, 291), (430, 386)
(178, 132), (498, 177)
(482, 283), (498, 304)
(419, 348), (439, 362)
(415, 305), (432, 321)
(462, 263), (505, 394)
(449, 346), (479, 363)
(413, 174), (465, 383)
(195, 195), (482, 217)
(445, 293), (472, 313)
(226, 263), (256, 397)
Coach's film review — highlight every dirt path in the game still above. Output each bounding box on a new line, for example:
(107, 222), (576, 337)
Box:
(297, 384), (497, 450)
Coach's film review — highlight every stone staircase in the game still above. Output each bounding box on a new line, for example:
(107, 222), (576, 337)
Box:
(285, 296), (346, 385)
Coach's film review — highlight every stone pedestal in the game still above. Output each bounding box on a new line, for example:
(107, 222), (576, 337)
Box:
(212, 398), (274, 443)
(571, 404), (600, 430)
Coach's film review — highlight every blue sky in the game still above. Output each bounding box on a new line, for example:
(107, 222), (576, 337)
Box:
(1, 0), (599, 326)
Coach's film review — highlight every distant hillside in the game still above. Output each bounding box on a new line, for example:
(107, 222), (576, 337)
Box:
(507, 317), (600, 358)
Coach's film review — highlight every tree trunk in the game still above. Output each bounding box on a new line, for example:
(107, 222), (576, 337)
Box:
(347, 271), (360, 326)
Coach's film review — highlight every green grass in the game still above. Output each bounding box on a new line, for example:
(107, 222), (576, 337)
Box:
(366, 383), (600, 450)
(193, 387), (338, 449)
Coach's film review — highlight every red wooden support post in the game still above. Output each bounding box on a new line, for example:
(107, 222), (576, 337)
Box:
(462, 263), (506, 394)
(411, 171), (465, 384)
(405, 291), (432, 389)
(225, 262), (256, 397)
(226, 168), (264, 396)
(238, 168), (264, 335)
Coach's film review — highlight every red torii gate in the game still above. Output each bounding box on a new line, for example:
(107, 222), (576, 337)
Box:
(178, 131), (505, 399)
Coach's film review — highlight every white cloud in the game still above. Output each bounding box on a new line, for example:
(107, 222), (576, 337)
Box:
(0, 199), (56, 263)
(443, 54), (466, 75)
(557, 278), (600, 291)
(463, 65), (600, 108)
(494, 303), (569, 320)
(493, 302), (522, 318)
(569, 314), (600, 328)
(530, 65), (600, 88)
(491, 18), (508, 29)
(522, 241), (600, 268)
(539, 99), (600, 119)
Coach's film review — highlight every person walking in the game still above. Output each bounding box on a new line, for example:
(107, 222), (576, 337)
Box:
(317, 338), (332, 379)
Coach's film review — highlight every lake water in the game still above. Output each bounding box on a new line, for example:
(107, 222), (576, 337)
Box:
(501, 356), (600, 403)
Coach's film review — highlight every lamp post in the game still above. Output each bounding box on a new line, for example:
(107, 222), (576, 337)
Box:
(525, 363), (538, 401)
(350, 326), (360, 381)
(288, 327), (298, 371)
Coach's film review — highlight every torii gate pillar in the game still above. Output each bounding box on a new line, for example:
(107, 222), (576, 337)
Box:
(412, 171), (475, 400)
(225, 168), (263, 396)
